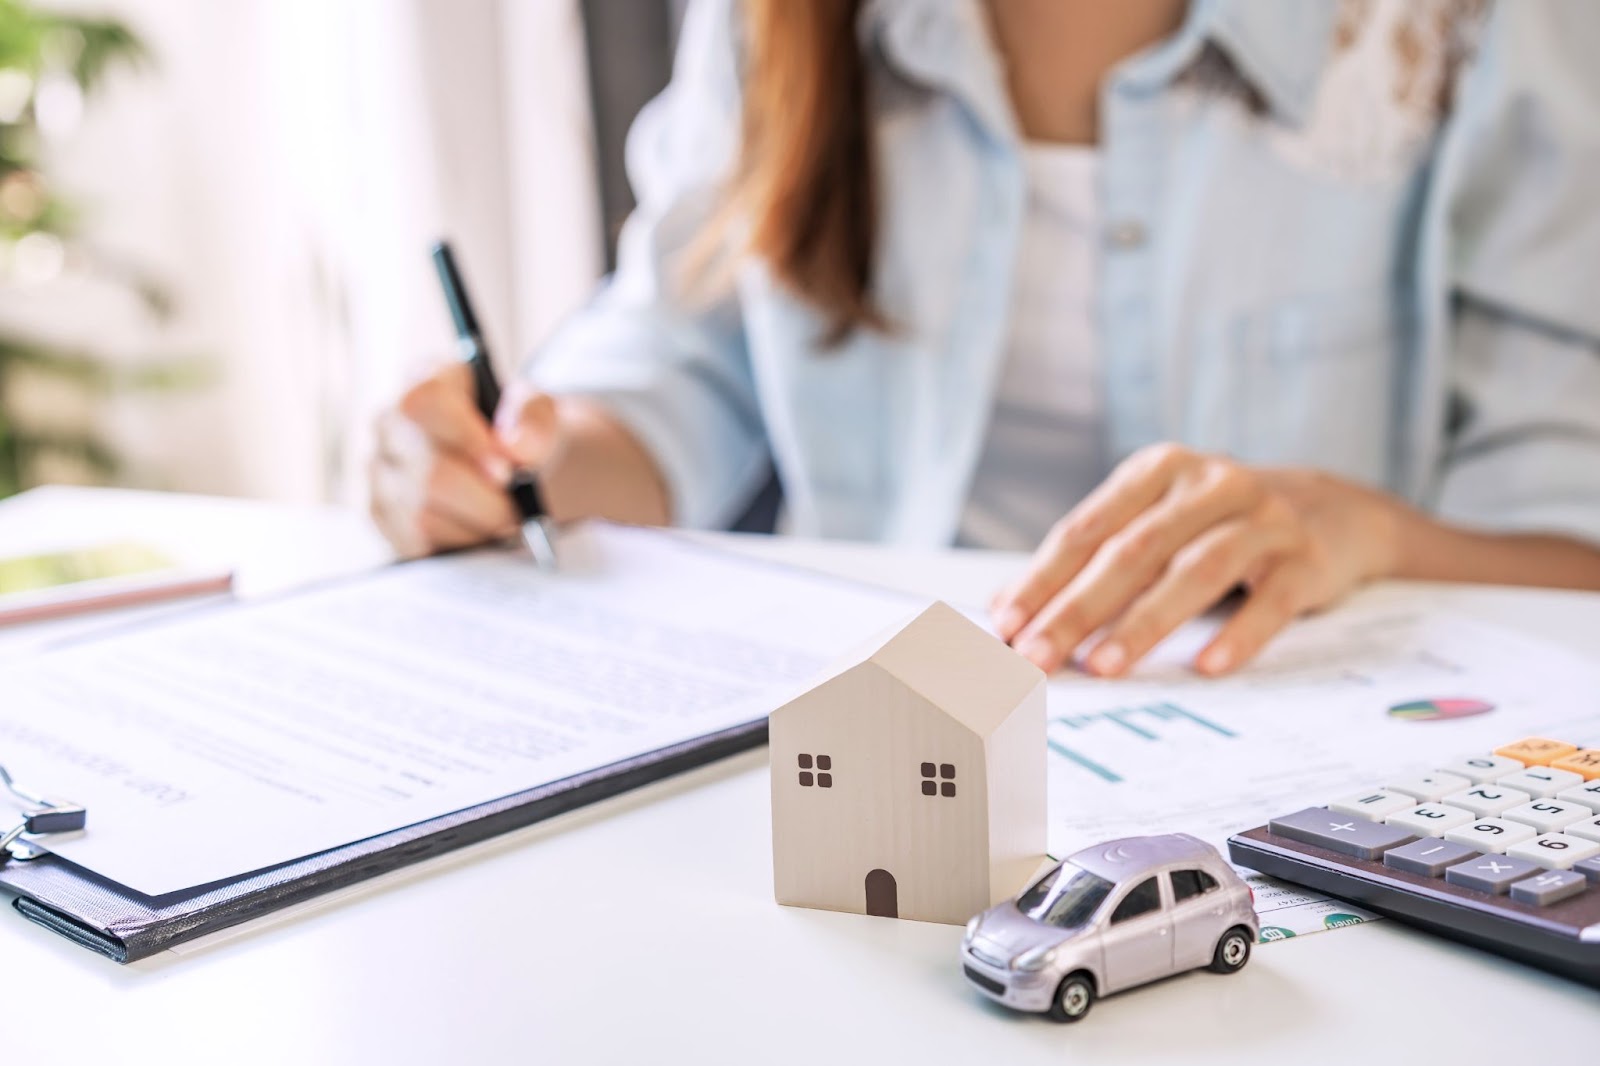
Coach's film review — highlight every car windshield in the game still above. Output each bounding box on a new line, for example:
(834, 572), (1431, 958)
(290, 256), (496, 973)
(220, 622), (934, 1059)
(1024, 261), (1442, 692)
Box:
(1015, 863), (1115, 930)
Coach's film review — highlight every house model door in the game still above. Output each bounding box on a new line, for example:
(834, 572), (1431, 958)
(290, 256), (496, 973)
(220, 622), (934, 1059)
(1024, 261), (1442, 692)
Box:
(865, 869), (898, 918)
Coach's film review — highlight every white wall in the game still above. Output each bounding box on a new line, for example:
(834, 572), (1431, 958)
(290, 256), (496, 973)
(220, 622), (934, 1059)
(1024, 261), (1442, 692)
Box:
(9, 0), (603, 504)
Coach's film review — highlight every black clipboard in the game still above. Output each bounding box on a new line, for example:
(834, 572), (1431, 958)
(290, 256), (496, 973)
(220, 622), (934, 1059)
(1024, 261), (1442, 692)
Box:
(0, 526), (919, 963)
(0, 716), (765, 962)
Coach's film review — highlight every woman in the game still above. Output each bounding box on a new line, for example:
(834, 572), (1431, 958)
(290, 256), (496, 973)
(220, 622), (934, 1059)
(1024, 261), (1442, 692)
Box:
(370, 0), (1600, 676)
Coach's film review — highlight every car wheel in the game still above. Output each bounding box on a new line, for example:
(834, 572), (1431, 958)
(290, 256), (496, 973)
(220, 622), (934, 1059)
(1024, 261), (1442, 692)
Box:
(1047, 972), (1095, 1023)
(1208, 926), (1253, 974)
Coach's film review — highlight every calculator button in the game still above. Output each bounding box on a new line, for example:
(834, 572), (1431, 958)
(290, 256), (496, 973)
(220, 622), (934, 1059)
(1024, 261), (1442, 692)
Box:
(1438, 754), (1524, 783)
(1494, 738), (1579, 766)
(1495, 767), (1584, 798)
(1550, 748), (1600, 781)
(1501, 799), (1593, 834)
(1445, 855), (1541, 894)
(1509, 869), (1588, 906)
(1328, 789), (1418, 821)
(1563, 814), (1600, 844)
(1441, 784), (1532, 818)
(1385, 772), (1472, 802)
(1574, 856), (1600, 883)
(1557, 779), (1600, 806)
(1386, 804), (1475, 837)
(1444, 818), (1538, 854)
(1268, 807), (1417, 860)
(1383, 838), (1479, 877)
(1505, 833), (1600, 870)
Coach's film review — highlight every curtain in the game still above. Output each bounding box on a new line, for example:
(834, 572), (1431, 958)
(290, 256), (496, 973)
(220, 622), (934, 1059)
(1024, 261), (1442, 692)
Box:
(28, 0), (607, 505)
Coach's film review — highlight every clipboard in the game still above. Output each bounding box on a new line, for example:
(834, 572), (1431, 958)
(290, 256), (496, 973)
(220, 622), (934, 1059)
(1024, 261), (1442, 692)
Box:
(0, 717), (765, 962)
(0, 523), (923, 962)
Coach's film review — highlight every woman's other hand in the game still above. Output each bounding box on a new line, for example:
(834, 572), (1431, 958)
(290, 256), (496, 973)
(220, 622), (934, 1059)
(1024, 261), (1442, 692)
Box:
(989, 444), (1405, 677)
(369, 364), (562, 557)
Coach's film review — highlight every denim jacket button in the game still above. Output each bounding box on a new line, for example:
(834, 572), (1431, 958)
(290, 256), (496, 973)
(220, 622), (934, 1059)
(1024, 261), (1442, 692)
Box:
(1107, 220), (1148, 249)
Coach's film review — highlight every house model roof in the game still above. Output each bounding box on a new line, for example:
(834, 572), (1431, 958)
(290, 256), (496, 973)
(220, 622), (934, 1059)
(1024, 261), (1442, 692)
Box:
(840, 600), (1046, 737)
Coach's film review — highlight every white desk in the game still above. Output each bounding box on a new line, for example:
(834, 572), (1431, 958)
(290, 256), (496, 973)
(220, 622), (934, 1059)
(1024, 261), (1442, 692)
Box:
(2, 487), (1597, 1064)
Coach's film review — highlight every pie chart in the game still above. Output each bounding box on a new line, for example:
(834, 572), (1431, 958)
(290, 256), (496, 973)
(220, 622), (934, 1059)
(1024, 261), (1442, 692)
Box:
(1387, 697), (1496, 722)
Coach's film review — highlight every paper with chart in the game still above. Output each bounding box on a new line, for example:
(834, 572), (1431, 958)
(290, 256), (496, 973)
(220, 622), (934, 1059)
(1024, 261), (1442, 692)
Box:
(0, 525), (918, 896)
(1043, 594), (1600, 940)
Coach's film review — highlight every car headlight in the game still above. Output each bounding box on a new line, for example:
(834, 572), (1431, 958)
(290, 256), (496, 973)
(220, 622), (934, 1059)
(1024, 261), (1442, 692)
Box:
(1012, 945), (1057, 973)
(963, 916), (981, 943)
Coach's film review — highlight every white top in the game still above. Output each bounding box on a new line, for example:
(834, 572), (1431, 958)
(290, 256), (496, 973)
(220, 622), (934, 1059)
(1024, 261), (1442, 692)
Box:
(957, 143), (1105, 552)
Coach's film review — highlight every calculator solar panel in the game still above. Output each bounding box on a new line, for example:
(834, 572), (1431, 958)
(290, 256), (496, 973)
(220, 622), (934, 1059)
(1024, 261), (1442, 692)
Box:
(1228, 737), (1600, 988)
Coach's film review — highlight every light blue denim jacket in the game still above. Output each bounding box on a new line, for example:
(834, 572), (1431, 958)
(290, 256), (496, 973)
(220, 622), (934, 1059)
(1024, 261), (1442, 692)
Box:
(530, 0), (1600, 548)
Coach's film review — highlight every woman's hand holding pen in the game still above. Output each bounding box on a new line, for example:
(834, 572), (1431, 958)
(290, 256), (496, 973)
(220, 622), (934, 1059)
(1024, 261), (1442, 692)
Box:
(369, 365), (563, 557)
(370, 366), (670, 557)
(989, 444), (1409, 678)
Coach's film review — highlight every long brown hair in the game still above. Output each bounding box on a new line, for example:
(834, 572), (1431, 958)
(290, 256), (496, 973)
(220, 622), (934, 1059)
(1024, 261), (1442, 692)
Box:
(725, 0), (881, 342)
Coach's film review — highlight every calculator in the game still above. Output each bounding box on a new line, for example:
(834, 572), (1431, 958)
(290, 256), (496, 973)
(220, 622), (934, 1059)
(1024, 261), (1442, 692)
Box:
(1228, 737), (1600, 988)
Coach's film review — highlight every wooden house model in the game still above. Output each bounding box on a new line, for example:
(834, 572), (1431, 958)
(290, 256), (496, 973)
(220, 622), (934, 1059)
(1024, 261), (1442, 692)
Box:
(770, 600), (1047, 926)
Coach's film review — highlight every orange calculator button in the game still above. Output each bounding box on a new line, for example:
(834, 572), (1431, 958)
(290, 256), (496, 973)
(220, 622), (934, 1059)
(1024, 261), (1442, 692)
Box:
(1493, 738), (1579, 766)
(1551, 749), (1600, 780)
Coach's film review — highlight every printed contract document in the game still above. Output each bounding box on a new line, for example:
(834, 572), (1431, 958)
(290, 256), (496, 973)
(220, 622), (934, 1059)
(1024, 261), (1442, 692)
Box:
(0, 525), (915, 896)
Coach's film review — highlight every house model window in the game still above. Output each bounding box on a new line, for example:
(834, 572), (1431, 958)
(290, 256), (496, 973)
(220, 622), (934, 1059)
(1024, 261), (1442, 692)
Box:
(920, 762), (956, 798)
(798, 753), (833, 788)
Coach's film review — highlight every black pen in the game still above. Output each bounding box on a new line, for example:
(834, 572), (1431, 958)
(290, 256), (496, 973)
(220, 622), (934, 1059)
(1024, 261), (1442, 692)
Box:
(430, 239), (559, 569)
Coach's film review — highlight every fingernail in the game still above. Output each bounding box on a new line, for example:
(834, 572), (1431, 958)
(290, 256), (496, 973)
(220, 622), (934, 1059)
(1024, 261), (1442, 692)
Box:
(483, 456), (512, 485)
(994, 605), (1026, 640)
(1198, 645), (1232, 674)
(501, 424), (544, 468)
(1089, 642), (1126, 676)
(1014, 635), (1055, 671)
(497, 421), (526, 452)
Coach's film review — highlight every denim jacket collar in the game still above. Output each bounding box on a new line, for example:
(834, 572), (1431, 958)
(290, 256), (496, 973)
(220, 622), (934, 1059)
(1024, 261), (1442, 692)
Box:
(859, 0), (1019, 146)
(862, 0), (1338, 138)
(1200, 0), (1339, 125)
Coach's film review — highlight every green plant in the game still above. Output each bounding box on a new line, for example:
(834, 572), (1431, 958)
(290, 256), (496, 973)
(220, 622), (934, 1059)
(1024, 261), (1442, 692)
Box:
(0, 0), (202, 498)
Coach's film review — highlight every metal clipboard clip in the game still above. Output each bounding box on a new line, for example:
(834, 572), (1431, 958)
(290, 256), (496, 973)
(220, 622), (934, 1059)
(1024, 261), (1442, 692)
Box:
(0, 762), (87, 864)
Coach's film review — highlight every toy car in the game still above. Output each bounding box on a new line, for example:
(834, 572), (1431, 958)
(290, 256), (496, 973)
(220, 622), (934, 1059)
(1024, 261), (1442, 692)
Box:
(960, 833), (1258, 1022)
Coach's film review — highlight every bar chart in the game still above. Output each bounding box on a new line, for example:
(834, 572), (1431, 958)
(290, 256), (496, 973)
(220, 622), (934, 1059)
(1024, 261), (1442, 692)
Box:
(1047, 701), (1238, 783)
